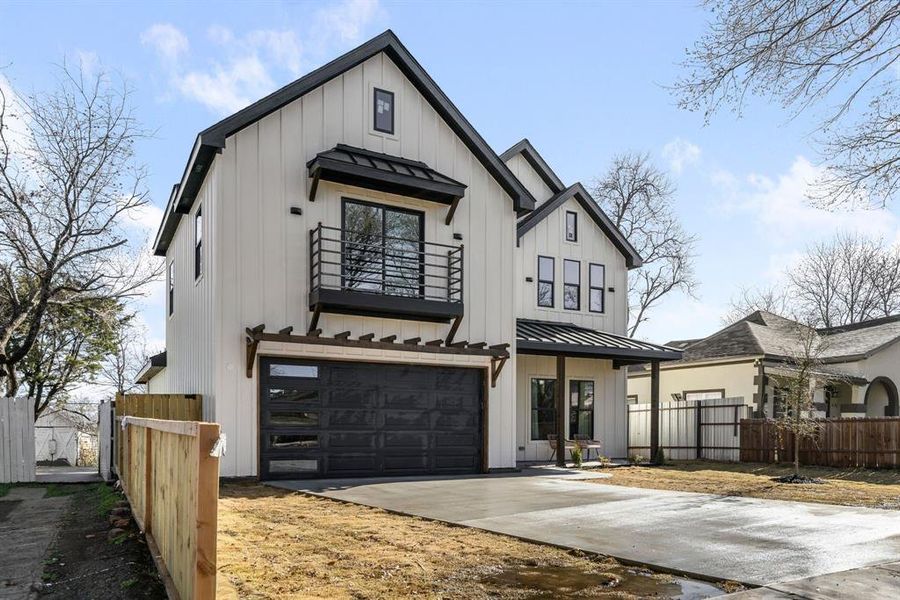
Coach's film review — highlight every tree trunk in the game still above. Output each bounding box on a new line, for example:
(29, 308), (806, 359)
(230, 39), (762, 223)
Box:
(794, 430), (800, 477)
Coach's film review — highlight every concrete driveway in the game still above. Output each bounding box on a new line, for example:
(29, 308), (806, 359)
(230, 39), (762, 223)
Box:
(271, 468), (900, 586)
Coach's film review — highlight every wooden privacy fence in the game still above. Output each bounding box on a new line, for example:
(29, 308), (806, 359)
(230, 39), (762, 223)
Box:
(741, 417), (900, 468)
(116, 393), (202, 420)
(0, 397), (35, 483)
(117, 416), (220, 600)
(628, 397), (752, 461)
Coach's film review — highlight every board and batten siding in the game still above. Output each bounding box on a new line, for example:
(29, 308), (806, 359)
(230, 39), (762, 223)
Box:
(504, 152), (555, 207)
(516, 355), (627, 461)
(192, 51), (519, 477)
(153, 164), (217, 421)
(515, 196), (629, 335)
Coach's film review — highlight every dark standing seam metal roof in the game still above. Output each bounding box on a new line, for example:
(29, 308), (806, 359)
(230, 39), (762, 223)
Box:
(153, 29), (535, 256)
(516, 319), (682, 361)
(307, 144), (466, 205)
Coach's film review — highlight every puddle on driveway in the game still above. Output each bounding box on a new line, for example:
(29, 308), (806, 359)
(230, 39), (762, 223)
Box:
(478, 563), (726, 598)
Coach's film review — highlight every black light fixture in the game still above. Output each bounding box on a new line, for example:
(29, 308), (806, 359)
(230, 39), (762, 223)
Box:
(290, 206), (302, 216)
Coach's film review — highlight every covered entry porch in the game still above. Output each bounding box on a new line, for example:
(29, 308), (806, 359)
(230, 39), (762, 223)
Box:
(516, 319), (682, 465)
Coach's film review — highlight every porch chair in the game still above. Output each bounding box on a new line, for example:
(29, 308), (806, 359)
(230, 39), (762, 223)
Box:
(573, 433), (603, 461)
(547, 434), (575, 461)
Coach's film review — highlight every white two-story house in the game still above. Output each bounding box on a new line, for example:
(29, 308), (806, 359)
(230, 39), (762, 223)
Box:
(138, 30), (680, 479)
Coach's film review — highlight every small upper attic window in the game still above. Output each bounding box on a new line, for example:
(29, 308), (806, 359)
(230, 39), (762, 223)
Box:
(565, 211), (577, 242)
(374, 88), (394, 134)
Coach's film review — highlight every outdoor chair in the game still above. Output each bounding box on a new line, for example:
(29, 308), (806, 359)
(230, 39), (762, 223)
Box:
(547, 434), (575, 461)
(573, 433), (603, 461)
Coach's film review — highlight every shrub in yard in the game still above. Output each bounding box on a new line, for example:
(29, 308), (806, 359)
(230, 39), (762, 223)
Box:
(629, 453), (647, 465)
(597, 455), (612, 467)
(570, 443), (583, 467)
(654, 448), (666, 465)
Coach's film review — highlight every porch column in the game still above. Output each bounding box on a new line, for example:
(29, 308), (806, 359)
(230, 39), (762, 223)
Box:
(650, 360), (660, 464)
(556, 354), (567, 467)
(756, 360), (767, 418)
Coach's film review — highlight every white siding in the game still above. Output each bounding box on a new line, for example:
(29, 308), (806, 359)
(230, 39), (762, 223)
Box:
(154, 165), (218, 421)
(203, 52), (517, 476)
(515, 355), (627, 461)
(504, 153), (555, 206)
(516, 196), (629, 335)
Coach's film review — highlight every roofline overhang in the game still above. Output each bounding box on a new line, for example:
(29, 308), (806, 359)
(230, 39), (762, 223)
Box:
(499, 138), (565, 194)
(516, 340), (682, 362)
(627, 355), (761, 376)
(134, 351), (167, 384)
(153, 30), (535, 256)
(516, 182), (643, 269)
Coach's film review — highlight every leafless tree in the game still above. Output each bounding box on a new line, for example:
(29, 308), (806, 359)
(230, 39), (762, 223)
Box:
(723, 284), (793, 325)
(674, 1), (900, 209)
(592, 152), (698, 337)
(0, 64), (161, 397)
(97, 315), (152, 395)
(769, 319), (848, 480)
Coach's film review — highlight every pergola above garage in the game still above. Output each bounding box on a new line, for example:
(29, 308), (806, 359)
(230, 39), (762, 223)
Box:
(516, 319), (683, 466)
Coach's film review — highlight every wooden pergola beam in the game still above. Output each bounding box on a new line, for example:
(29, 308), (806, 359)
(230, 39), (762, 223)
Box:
(444, 196), (461, 225)
(490, 356), (508, 388)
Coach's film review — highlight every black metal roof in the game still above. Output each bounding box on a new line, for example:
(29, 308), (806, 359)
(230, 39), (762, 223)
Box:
(307, 144), (466, 205)
(516, 319), (682, 362)
(153, 30), (536, 256)
(135, 351), (166, 384)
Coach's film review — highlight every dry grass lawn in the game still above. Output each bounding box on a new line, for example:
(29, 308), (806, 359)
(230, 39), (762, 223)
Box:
(588, 461), (900, 509)
(216, 482), (730, 599)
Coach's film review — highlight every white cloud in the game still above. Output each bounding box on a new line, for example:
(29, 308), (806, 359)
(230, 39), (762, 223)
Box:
(662, 137), (701, 175)
(142, 0), (381, 115)
(716, 156), (900, 246)
(141, 23), (189, 62)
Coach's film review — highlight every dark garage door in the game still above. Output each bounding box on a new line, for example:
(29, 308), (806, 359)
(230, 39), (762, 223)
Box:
(259, 358), (483, 480)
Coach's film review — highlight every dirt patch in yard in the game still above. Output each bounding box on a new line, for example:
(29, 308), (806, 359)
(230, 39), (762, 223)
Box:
(217, 482), (734, 599)
(586, 461), (900, 509)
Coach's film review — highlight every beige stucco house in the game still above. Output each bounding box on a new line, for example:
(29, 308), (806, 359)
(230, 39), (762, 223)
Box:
(628, 311), (900, 419)
(136, 30), (680, 479)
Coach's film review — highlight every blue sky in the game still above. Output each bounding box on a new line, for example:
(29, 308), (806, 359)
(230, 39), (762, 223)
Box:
(2, 0), (897, 349)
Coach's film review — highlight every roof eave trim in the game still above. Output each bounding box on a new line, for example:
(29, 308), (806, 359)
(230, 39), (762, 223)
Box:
(516, 340), (682, 361)
(499, 138), (565, 194)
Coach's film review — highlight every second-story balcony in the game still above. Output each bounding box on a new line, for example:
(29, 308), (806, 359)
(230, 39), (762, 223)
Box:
(309, 223), (464, 323)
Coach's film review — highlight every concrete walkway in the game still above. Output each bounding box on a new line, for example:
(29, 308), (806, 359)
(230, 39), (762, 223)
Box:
(35, 466), (101, 484)
(271, 469), (900, 586)
(725, 561), (900, 598)
(0, 487), (69, 599)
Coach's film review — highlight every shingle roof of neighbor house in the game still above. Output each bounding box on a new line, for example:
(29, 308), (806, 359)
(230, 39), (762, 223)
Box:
(662, 311), (900, 365)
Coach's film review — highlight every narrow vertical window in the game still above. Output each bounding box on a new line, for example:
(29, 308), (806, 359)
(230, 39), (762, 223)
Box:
(373, 88), (394, 134)
(194, 206), (203, 280)
(569, 380), (594, 437)
(565, 211), (577, 242)
(537, 256), (554, 307)
(167, 261), (175, 316)
(530, 378), (557, 440)
(589, 263), (605, 313)
(563, 259), (580, 310)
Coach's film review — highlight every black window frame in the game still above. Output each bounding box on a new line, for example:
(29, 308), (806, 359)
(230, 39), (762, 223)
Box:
(340, 197), (425, 298)
(589, 263), (605, 313)
(569, 380), (594, 438)
(565, 210), (578, 242)
(530, 377), (557, 441)
(194, 205), (203, 280)
(537, 255), (555, 308)
(373, 88), (395, 134)
(167, 260), (175, 316)
(563, 259), (580, 311)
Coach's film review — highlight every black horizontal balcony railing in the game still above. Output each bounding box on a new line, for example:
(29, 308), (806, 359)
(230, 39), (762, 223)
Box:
(309, 224), (464, 321)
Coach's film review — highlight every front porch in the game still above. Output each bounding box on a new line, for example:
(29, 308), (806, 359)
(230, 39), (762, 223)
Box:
(515, 319), (682, 465)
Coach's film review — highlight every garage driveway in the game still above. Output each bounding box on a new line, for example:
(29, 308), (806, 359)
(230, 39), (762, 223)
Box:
(270, 468), (900, 586)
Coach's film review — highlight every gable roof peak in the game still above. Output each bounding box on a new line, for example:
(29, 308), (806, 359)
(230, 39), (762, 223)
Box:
(499, 138), (565, 194)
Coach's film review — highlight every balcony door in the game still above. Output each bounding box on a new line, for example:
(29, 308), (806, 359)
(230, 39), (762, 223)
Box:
(342, 199), (424, 298)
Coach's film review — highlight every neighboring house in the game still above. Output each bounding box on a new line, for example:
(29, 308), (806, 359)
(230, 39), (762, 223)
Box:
(628, 310), (900, 419)
(137, 30), (680, 479)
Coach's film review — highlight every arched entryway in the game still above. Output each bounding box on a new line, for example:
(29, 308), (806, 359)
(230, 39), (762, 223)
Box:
(865, 377), (899, 417)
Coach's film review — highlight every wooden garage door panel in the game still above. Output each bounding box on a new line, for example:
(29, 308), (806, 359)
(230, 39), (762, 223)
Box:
(260, 358), (482, 480)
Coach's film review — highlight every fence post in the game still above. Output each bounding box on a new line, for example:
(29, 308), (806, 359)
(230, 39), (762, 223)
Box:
(194, 424), (219, 600)
(144, 427), (153, 534)
(695, 401), (702, 459)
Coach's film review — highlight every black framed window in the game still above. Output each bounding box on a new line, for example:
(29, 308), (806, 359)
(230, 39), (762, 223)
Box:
(589, 263), (605, 313)
(342, 198), (424, 298)
(374, 88), (394, 134)
(565, 211), (577, 242)
(564, 259), (580, 310)
(569, 380), (594, 437)
(194, 205), (203, 279)
(167, 261), (175, 316)
(530, 378), (556, 440)
(537, 256), (554, 307)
